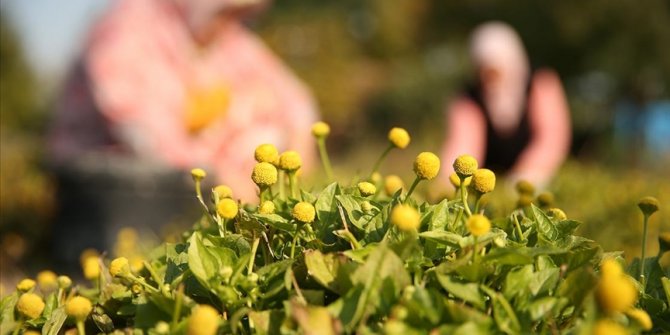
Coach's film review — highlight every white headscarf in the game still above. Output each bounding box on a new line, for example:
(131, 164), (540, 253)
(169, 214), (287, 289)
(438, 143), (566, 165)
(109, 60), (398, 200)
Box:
(470, 22), (530, 136)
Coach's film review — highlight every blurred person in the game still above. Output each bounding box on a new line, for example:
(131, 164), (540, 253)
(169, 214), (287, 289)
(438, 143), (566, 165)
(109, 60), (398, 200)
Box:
(441, 22), (571, 189)
(47, 0), (317, 269)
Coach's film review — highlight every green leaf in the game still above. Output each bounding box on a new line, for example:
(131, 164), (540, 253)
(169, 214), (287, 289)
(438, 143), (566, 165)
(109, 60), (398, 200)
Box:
(419, 231), (463, 248)
(428, 199), (451, 231)
(255, 213), (295, 232)
(42, 306), (67, 335)
(481, 285), (521, 335)
(188, 232), (221, 285)
(482, 247), (534, 266)
(556, 220), (581, 235)
(528, 297), (558, 321)
(248, 310), (285, 335)
(304, 250), (353, 295)
(531, 204), (559, 241)
(314, 182), (341, 245)
(436, 274), (486, 309)
(558, 266), (597, 308)
(503, 265), (533, 301)
(528, 268), (560, 296)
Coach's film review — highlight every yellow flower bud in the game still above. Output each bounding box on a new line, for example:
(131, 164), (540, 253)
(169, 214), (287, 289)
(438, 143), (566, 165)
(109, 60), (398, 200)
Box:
(627, 308), (652, 330)
(547, 208), (567, 221)
(536, 192), (554, 208)
(129, 255), (145, 273)
(449, 172), (471, 188)
(311, 121), (331, 138)
(190, 168), (207, 181)
(258, 201), (275, 214)
(213, 185), (233, 200)
(17, 278), (36, 292)
(252, 162), (278, 186)
(82, 257), (100, 280)
(638, 196), (659, 216)
(596, 261), (638, 313)
(471, 169), (496, 194)
(278, 151), (302, 171)
(109, 257), (130, 278)
(254, 144), (279, 164)
(384, 175), (404, 196)
(388, 127), (410, 149)
(517, 194), (533, 208)
(357, 182), (377, 197)
(593, 319), (627, 335)
(187, 305), (220, 335)
(80, 248), (99, 266)
(155, 321), (171, 335)
(57, 275), (72, 289)
(65, 296), (93, 321)
(453, 155), (478, 178)
(217, 198), (239, 219)
(370, 172), (382, 184)
(413, 152), (441, 180)
(292, 202), (316, 223)
(467, 214), (491, 237)
(515, 180), (535, 195)
(23, 331), (40, 335)
(390, 204), (420, 232)
(37, 270), (58, 291)
(16, 293), (45, 319)
(361, 201), (373, 213)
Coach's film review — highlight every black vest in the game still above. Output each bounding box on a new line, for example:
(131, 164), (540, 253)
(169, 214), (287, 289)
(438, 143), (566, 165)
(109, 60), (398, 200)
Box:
(466, 76), (532, 173)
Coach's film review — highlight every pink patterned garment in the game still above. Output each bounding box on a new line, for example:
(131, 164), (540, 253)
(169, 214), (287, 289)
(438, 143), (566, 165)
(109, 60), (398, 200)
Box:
(49, 0), (318, 201)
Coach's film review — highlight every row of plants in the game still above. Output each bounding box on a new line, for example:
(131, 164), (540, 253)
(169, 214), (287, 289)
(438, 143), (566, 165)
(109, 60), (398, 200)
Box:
(1, 123), (668, 334)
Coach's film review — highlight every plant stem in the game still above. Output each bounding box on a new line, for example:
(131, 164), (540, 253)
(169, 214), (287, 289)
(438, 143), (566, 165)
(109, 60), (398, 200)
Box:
(460, 183), (472, 217)
(404, 177), (421, 201)
(288, 172), (298, 199)
(472, 236), (478, 263)
(11, 318), (23, 335)
(473, 194), (483, 213)
(278, 171), (286, 199)
(513, 214), (525, 242)
(77, 320), (86, 335)
(290, 224), (303, 259)
(171, 284), (184, 330)
(248, 237), (260, 275)
(217, 218), (227, 238)
(640, 214), (649, 288)
(317, 138), (334, 181)
(369, 144), (393, 178)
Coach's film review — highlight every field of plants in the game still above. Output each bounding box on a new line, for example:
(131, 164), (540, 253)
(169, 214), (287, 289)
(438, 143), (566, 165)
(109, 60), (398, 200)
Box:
(1, 125), (668, 334)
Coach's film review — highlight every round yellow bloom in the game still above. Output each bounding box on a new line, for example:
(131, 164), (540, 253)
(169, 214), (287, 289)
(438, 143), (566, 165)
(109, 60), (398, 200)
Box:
(471, 169), (496, 194)
(390, 204), (420, 232)
(80, 248), (99, 265)
(449, 172), (471, 188)
(370, 172), (382, 184)
(16, 293), (45, 319)
(414, 152), (441, 180)
(17, 278), (36, 292)
(57, 275), (72, 289)
(536, 192), (554, 208)
(213, 185), (233, 200)
(515, 180), (535, 195)
(547, 208), (567, 221)
(453, 155), (478, 178)
(252, 162), (278, 186)
(254, 144), (279, 164)
(311, 122), (331, 138)
(37, 270), (58, 291)
(190, 168), (207, 181)
(357, 182), (377, 197)
(593, 319), (627, 335)
(388, 127), (411, 149)
(23, 331), (40, 335)
(129, 255), (145, 273)
(82, 257), (100, 280)
(109, 257), (130, 277)
(627, 308), (652, 330)
(638, 196), (659, 216)
(292, 202), (316, 223)
(600, 259), (624, 277)
(217, 198), (239, 219)
(65, 296), (93, 321)
(258, 201), (275, 214)
(597, 270), (638, 313)
(278, 151), (302, 171)
(188, 305), (220, 335)
(517, 194), (533, 208)
(384, 175), (404, 196)
(467, 214), (491, 237)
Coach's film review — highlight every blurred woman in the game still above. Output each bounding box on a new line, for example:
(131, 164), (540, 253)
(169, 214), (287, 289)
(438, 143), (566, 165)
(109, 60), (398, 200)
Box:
(441, 22), (571, 188)
(48, 0), (317, 269)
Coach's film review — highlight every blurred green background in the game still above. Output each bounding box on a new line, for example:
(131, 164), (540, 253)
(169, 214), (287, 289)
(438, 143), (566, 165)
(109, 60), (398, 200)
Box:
(1, 1), (668, 279)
